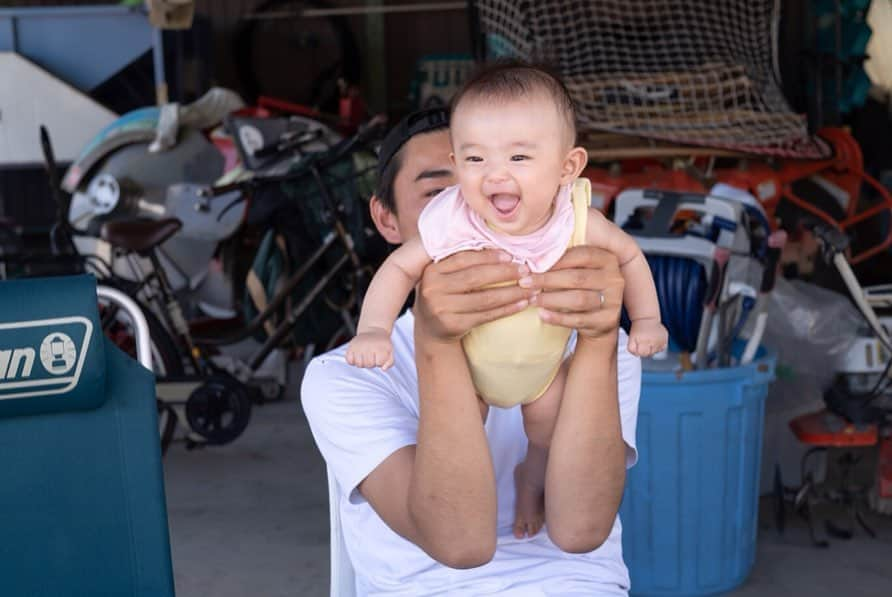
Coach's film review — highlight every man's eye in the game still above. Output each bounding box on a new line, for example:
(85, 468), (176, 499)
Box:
(511, 155), (530, 161)
(465, 156), (483, 163)
(425, 188), (444, 198)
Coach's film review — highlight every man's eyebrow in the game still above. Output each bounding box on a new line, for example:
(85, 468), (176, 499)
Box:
(414, 168), (453, 182)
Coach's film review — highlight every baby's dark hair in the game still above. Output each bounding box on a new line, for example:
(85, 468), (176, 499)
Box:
(449, 60), (577, 144)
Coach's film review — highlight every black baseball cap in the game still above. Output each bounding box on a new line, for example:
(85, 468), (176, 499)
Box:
(376, 107), (449, 180)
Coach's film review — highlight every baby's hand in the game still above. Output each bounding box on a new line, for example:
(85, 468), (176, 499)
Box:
(628, 319), (669, 357)
(346, 328), (395, 370)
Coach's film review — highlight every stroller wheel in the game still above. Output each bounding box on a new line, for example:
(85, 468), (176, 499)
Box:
(185, 376), (252, 445)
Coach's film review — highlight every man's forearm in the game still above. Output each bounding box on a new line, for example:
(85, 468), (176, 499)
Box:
(409, 333), (497, 566)
(545, 332), (626, 552)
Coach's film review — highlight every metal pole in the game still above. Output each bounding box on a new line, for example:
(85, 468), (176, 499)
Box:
(244, 2), (466, 20)
(97, 285), (153, 372)
(365, 0), (387, 113)
(152, 26), (168, 105)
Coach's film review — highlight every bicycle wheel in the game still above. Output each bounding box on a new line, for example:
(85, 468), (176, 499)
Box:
(99, 298), (184, 378)
(234, 0), (361, 111)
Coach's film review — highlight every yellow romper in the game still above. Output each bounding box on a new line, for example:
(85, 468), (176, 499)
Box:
(462, 178), (590, 408)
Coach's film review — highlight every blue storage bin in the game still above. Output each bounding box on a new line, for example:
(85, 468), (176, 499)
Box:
(620, 349), (775, 596)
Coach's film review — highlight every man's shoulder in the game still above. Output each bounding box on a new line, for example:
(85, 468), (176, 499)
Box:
(300, 312), (417, 412)
(301, 345), (389, 401)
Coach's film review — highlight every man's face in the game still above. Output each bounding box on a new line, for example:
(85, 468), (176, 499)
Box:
(390, 129), (455, 242)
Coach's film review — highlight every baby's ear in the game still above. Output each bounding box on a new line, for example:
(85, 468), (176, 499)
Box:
(560, 147), (588, 184)
(449, 152), (457, 165)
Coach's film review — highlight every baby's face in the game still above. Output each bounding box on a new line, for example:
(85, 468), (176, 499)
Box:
(450, 94), (574, 236)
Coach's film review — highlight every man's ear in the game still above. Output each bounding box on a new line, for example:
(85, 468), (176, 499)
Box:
(559, 146), (589, 184)
(369, 195), (402, 244)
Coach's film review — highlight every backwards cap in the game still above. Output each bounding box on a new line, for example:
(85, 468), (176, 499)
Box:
(376, 107), (449, 180)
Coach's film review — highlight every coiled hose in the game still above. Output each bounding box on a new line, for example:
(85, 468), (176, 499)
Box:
(624, 255), (707, 353)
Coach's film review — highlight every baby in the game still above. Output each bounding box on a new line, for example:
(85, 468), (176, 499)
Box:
(347, 63), (668, 539)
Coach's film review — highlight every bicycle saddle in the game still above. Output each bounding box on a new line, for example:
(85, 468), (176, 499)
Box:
(100, 218), (182, 255)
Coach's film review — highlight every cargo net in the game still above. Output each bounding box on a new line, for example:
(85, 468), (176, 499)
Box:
(473, 0), (830, 158)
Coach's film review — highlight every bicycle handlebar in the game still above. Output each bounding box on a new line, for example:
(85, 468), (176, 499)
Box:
(203, 117), (386, 198)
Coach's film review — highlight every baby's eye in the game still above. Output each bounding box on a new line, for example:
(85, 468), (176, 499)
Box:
(465, 156), (483, 163)
(510, 155), (530, 161)
(425, 188), (444, 198)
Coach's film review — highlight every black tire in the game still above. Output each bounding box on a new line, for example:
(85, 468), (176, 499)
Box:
(234, 0), (361, 111)
(185, 375), (253, 446)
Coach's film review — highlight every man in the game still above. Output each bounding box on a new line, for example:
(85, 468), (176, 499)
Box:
(301, 107), (641, 596)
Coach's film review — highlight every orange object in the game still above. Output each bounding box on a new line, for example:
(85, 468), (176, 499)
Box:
(789, 409), (879, 448)
(714, 128), (892, 265)
(584, 128), (892, 264)
(583, 164), (707, 214)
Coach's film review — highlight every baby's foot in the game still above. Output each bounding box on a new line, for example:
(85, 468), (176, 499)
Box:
(345, 329), (394, 370)
(513, 462), (545, 539)
(628, 319), (669, 357)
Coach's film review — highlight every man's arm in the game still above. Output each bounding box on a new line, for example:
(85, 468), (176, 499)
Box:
(527, 246), (630, 552)
(547, 333), (625, 552)
(358, 250), (533, 568)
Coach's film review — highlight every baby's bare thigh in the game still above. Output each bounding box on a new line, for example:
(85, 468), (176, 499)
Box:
(521, 360), (569, 447)
(477, 396), (489, 423)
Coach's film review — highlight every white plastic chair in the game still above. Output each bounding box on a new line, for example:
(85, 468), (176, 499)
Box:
(327, 465), (357, 597)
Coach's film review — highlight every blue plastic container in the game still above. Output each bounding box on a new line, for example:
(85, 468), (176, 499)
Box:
(620, 350), (775, 596)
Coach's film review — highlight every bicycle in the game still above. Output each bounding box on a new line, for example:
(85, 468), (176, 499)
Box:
(0, 128), (184, 453)
(77, 119), (386, 448)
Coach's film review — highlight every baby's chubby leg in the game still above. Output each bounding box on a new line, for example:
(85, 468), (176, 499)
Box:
(513, 360), (568, 538)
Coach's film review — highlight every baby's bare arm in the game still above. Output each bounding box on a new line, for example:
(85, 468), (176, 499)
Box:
(357, 238), (431, 334)
(585, 209), (660, 323)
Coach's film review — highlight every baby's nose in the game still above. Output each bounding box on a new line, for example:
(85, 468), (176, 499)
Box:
(483, 168), (511, 185)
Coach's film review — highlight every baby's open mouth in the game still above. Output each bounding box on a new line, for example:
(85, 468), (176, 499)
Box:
(489, 194), (521, 217)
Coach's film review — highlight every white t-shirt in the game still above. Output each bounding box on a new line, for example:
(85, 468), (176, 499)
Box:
(301, 311), (641, 597)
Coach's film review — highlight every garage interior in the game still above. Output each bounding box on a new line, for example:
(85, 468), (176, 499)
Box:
(2, 1), (892, 596)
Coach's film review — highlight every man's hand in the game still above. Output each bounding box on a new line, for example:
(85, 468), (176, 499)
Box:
(414, 250), (533, 343)
(524, 245), (624, 339)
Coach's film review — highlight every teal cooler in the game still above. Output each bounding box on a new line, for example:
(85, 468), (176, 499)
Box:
(620, 350), (775, 596)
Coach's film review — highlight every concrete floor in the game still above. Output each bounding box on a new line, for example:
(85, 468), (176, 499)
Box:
(163, 371), (892, 597)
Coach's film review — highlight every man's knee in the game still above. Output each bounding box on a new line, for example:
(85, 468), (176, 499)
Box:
(434, 536), (497, 569)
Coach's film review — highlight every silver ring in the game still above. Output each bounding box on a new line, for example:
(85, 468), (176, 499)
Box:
(598, 291), (606, 309)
